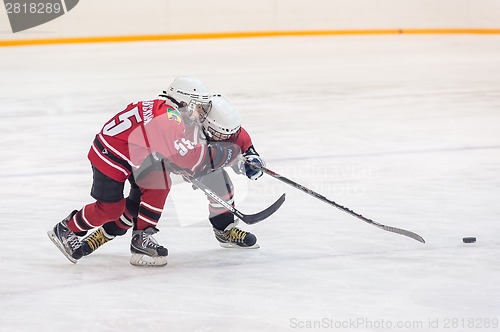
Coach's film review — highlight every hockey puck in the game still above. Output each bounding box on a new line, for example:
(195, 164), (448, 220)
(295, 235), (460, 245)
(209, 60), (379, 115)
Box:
(463, 237), (476, 243)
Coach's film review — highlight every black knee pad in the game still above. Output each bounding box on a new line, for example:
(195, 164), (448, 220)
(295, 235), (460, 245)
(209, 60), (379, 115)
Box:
(128, 185), (142, 202)
(90, 167), (125, 203)
(125, 186), (142, 218)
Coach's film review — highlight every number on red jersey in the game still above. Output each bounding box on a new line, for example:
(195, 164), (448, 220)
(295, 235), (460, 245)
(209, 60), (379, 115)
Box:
(103, 106), (142, 137)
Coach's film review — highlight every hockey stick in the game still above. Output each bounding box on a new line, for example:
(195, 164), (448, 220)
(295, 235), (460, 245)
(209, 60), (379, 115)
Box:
(188, 175), (286, 225)
(243, 158), (425, 243)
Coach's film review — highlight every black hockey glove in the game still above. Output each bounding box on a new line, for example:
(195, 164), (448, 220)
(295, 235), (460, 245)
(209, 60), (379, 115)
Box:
(199, 141), (241, 176)
(240, 145), (265, 180)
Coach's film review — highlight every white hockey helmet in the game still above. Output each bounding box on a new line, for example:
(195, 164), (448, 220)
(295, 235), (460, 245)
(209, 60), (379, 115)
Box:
(201, 95), (241, 142)
(165, 76), (211, 105)
(164, 77), (211, 119)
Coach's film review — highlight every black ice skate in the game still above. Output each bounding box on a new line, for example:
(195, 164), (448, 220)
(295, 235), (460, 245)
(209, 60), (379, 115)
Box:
(47, 210), (84, 263)
(130, 227), (168, 267)
(213, 223), (260, 249)
(81, 227), (115, 256)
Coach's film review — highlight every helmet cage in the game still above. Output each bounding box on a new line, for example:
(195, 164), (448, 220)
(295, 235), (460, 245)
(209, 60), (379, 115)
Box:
(200, 95), (241, 142)
(189, 99), (211, 123)
(205, 125), (241, 142)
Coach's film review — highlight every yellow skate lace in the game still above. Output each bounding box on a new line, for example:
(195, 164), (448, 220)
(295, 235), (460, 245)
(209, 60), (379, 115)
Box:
(85, 228), (112, 252)
(227, 227), (247, 244)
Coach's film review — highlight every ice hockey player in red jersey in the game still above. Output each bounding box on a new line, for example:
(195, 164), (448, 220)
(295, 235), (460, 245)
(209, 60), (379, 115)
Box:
(47, 77), (265, 266)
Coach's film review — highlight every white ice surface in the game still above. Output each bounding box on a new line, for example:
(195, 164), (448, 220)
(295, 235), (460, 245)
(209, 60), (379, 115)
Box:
(1, 35), (499, 331)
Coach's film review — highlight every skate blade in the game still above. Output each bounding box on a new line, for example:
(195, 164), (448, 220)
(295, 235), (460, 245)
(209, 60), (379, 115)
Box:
(219, 242), (260, 249)
(130, 253), (168, 267)
(47, 230), (78, 264)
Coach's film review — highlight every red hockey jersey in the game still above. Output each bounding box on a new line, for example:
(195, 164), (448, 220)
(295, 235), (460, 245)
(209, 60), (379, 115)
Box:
(88, 99), (253, 182)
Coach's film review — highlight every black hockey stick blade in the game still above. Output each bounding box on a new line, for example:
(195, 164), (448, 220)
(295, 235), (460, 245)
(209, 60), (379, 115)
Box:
(188, 176), (286, 225)
(238, 193), (286, 224)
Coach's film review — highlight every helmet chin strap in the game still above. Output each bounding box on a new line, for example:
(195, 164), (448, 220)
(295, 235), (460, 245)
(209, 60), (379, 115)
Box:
(159, 91), (182, 108)
(160, 91), (197, 125)
(201, 126), (215, 142)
